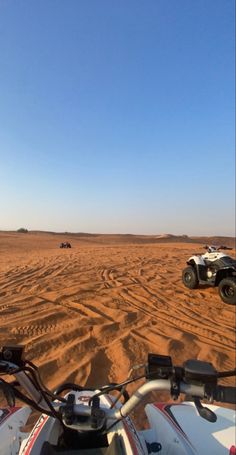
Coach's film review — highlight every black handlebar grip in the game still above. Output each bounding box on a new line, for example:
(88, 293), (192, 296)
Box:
(213, 386), (236, 405)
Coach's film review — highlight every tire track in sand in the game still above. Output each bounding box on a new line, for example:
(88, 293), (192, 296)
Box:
(0, 237), (235, 390)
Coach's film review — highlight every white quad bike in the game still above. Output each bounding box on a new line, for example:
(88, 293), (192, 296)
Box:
(182, 246), (236, 304)
(0, 346), (235, 455)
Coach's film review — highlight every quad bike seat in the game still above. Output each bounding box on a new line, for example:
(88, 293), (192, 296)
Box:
(204, 257), (236, 270)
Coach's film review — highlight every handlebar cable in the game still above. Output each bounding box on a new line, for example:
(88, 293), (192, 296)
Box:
(0, 377), (55, 416)
(108, 364), (145, 408)
(54, 382), (94, 395)
(14, 388), (58, 416)
(19, 366), (65, 422)
(22, 364), (66, 404)
(24, 362), (67, 403)
(103, 418), (122, 434)
(88, 373), (146, 406)
(3, 364), (65, 422)
(109, 385), (128, 409)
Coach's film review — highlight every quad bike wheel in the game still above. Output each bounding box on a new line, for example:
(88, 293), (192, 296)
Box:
(182, 266), (199, 289)
(218, 277), (236, 305)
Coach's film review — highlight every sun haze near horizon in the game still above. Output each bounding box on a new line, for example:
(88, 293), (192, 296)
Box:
(0, 1), (235, 237)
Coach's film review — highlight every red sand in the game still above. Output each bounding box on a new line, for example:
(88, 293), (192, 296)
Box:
(0, 232), (235, 408)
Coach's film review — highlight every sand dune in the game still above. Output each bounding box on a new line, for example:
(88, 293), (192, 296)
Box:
(0, 232), (235, 423)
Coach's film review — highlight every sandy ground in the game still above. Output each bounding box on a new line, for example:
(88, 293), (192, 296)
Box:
(0, 232), (235, 425)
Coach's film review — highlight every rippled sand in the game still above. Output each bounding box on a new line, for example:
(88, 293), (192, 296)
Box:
(0, 232), (235, 398)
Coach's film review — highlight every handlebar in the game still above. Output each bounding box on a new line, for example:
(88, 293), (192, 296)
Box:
(54, 381), (235, 421)
(59, 380), (205, 421)
(213, 385), (236, 405)
(0, 347), (235, 430)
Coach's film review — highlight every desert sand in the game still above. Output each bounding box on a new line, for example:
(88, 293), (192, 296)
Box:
(0, 231), (235, 423)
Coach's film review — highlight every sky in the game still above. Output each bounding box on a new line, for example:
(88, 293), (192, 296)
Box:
(0, 0), (235, 236)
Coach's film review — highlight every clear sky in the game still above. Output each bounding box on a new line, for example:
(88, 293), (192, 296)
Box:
(0, 0), (235, 236)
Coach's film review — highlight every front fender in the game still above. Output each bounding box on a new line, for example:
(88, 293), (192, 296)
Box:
(215, 268), (236, 286)
(187, 256), (205, 266)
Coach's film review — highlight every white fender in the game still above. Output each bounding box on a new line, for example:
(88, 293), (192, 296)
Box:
(144, 402), (236, 455)
(0, 407), (31, 455)
(188, 256), (205, 266)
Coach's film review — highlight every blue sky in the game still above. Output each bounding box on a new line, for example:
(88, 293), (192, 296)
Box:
(0, 0), (235, 235)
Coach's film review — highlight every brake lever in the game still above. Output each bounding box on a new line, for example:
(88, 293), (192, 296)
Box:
(193, 397), (217, 422)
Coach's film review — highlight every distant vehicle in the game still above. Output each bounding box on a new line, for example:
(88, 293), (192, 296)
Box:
(182, 245), (236, 304)
(60, 242), (71, 248)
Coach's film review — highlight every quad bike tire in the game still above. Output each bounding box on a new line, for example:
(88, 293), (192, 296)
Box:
(218, 277), (236, 305)
(182, 266), (199, 289)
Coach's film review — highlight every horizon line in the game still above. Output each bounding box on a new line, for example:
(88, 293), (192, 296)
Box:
(0, 229), (235, 239)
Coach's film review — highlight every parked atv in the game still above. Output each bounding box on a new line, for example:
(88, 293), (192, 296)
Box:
(60, 242), (71, 248)
(182, 245), (236, 304)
